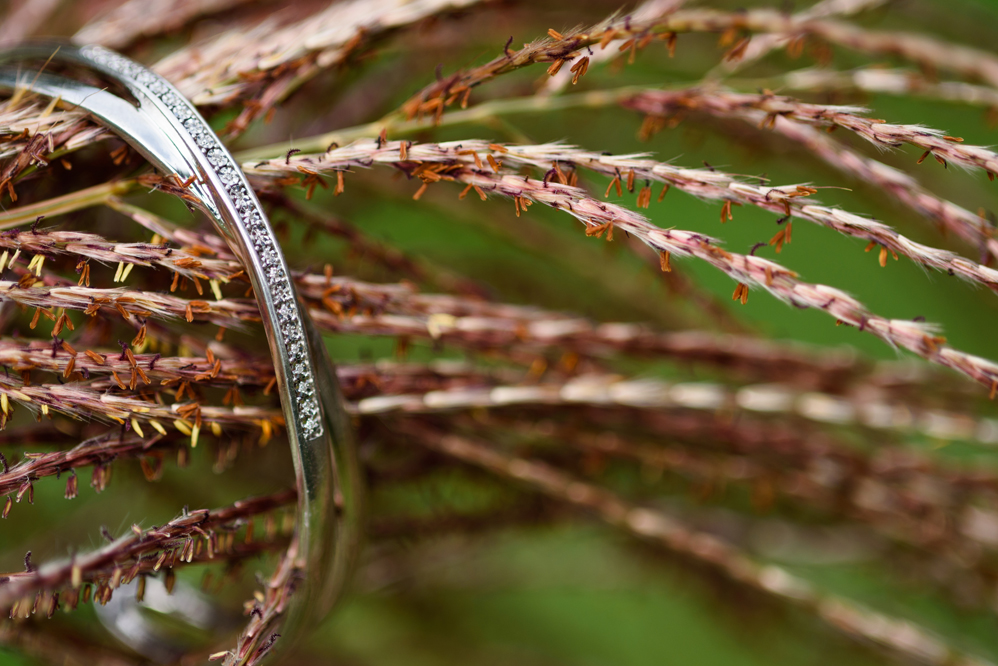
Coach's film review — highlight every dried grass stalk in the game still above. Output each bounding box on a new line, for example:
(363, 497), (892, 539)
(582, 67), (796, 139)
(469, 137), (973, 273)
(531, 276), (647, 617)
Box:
(246, 139), (998, 393)
(4, 1), (998, 664)
(399, 421), (996, 666)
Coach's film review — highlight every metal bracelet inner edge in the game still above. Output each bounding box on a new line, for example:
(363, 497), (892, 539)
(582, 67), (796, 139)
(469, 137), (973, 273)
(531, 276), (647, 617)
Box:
(80, 45), (324, 441)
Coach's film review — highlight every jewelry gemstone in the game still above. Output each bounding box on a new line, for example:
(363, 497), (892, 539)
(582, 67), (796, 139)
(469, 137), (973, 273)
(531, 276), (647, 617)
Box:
(228, 183), (248, 204)
(273, 283), (293, 303)
(301, 399), (319, 418)
(88, 49), (110, 65)
(218, 166), (238, 185)
(250, 228), (269, 247)
(303, 415), (321, 440)
(206, 148), (226, 167)
(279, 302), (297, 323)
(233, 191), (255, 215)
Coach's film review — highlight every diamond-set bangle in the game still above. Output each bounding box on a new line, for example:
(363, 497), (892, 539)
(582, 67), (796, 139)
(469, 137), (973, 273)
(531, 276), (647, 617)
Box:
(80, 45), (324, 441)
(0, 43), (363, 660)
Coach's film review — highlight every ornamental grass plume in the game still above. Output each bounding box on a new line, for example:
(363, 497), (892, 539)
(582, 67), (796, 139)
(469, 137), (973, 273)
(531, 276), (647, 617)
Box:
(5, 0), (998, 664)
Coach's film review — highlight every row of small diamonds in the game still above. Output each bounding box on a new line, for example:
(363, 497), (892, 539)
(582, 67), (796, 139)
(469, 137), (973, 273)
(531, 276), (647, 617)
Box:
(83, 47), (323, 441)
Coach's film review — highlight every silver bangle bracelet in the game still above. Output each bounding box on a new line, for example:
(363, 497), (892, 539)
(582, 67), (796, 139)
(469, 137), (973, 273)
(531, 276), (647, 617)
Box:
(0, 43), (363, 661)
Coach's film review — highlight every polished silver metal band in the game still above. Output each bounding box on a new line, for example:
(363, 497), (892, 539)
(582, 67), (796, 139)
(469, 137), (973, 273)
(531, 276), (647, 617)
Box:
(0, 43), (362, 660)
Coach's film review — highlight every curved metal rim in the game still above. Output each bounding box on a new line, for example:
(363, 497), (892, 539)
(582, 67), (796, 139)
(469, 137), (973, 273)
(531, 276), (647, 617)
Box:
(0, 42), (364, 663)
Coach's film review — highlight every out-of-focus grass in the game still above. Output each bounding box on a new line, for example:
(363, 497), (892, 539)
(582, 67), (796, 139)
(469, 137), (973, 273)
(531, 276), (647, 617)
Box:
(308, 527), (890, 666)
